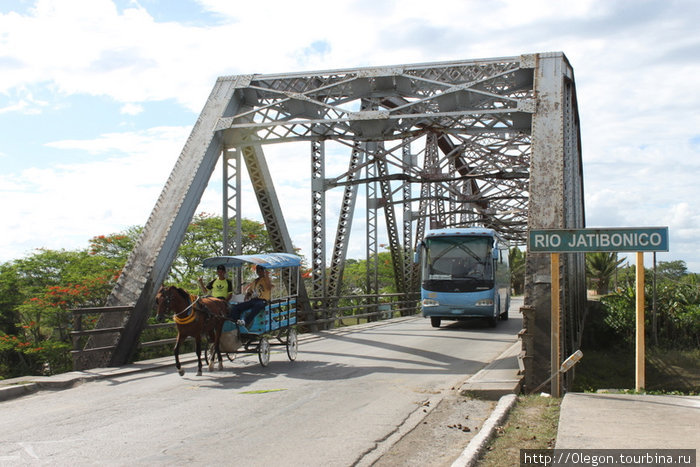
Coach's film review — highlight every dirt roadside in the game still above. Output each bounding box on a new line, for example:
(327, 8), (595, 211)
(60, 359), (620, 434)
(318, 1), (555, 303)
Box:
(372, 394), (496, 467)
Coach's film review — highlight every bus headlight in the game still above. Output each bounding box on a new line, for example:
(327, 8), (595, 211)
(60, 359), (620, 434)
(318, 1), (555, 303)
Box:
(475, 299), (494, 307)
(422, 299), (440, 307)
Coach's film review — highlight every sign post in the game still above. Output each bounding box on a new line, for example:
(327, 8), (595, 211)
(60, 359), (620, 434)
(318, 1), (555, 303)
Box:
(529, 227), (668, 395)
(550, 252), (560, 395)
(636, 251), (645, 390)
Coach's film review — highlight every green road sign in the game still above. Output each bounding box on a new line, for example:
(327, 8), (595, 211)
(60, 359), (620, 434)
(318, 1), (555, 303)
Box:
(528, 227), (669, 253)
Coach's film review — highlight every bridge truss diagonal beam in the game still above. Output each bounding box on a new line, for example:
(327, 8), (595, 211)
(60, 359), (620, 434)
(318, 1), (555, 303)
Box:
(77, 76), (244, 369)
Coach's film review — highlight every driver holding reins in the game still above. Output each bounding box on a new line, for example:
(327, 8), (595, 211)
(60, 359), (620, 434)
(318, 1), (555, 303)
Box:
(228, 265), (273, 329)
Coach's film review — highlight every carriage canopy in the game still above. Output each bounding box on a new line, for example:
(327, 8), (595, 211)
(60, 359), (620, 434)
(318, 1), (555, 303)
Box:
(202, 253), (302, 270)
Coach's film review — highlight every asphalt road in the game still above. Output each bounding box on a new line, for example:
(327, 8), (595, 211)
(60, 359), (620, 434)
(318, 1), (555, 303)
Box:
(0, 304), (521, 466)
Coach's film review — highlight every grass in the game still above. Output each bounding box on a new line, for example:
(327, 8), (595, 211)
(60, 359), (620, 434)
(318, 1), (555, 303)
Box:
(477, 395), (561, 467)
(572, 347), (700, 394)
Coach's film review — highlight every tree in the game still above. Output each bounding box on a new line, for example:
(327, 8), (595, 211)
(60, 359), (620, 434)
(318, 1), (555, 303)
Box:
(509, 247), (526, 295)
(0, 264), (22, 335)
(656, 260), (688, 281)
(169, 213), (274, 291)
(586, 252), (625, 295)
(88, 227), (141, 261)
(340, 252), (398, 295)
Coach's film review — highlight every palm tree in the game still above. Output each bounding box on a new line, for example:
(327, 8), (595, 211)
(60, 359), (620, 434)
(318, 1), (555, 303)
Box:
(586, 252), (625, 295)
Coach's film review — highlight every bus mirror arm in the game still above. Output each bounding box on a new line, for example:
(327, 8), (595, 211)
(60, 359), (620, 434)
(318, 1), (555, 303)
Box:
(414, 242), (425, 264)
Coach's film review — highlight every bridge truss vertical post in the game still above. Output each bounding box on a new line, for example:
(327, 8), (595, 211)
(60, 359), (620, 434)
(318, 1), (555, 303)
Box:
(223, 147), (243, 289)
(311, 139), (327, 325)
(365, 142), (379, 319)
(402, 140), (416, 296)
(525, 52), (585, 393)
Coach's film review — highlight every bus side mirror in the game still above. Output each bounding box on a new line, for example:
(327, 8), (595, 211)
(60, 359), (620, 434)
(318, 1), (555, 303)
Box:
(414, 242), (424, 263)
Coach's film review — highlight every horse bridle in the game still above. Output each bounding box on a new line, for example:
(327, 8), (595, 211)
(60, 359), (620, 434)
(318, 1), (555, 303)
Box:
(158, 287), (200, 319)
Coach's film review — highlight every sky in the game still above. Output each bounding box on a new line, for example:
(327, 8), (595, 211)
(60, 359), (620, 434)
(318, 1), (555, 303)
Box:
(1, 0), (699, 273)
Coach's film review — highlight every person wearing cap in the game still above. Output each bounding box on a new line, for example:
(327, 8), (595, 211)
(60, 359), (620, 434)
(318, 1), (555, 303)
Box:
(198, 265), (233, 301)
(228, 265), (272, 328)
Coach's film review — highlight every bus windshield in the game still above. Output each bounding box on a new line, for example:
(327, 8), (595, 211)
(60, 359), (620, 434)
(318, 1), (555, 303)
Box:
(422, 236), (493, 291)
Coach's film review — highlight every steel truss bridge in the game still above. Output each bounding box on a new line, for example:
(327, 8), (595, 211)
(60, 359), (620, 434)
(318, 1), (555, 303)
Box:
(76, 52), (586, 392)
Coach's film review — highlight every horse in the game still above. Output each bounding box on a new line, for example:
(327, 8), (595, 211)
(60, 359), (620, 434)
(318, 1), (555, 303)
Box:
(155, 285), (227, 376)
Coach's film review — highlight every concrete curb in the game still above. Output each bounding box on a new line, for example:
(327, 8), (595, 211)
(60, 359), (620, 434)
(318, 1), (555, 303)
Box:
(450, 393), (517, 467)
(458, 341), (522, 400)
(0, 382), (39, 402)
(0, 354), (198, 402)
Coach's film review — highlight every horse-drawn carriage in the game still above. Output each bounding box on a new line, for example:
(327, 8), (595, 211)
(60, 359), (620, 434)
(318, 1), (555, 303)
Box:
(155, 252), (301, 376)
(202, 253), (301, 367)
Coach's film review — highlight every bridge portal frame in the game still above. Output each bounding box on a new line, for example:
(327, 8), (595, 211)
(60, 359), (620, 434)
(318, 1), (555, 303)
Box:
(77, 53), (585, 392)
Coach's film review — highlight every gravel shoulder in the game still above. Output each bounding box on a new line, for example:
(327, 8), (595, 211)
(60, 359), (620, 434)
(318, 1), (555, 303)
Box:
(373, 394), (496, 466)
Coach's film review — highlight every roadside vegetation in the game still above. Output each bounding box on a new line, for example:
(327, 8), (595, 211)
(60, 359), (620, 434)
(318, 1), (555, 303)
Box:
(578, 254), (699, 394)
(478, 395), (561, 466)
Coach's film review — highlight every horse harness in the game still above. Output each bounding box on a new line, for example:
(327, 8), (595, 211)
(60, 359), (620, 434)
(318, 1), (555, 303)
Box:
(173, 295), (199, 325)
(160, 287), (223, 325)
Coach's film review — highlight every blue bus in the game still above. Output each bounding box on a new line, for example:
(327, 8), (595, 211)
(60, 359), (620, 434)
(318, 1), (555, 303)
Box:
(417, 227), (510, 327)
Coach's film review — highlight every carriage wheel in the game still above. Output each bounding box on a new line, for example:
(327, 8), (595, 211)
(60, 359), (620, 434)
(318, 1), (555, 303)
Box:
(258, 337), (270, 367)
(286, 328), (298, 361)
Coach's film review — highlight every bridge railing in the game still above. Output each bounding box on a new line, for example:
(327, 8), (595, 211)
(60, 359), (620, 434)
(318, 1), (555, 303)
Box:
(70, 306), (180, 363)
(301, 292), (420, 328)
(71, 292), (420, 364)
(70, 306), (132, 358)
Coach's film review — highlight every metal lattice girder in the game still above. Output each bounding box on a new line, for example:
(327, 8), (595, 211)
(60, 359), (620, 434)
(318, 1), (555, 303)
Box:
(524, 52), (585, 391)
(216, 57), (535, 243)
(311, 140), (326, 300)
(365, 141), (379, 297)
(223, 147), (243, 257)
(401, 141), (415, 290)
(374, 148), (406, 293)
(327, 142), (364, 299)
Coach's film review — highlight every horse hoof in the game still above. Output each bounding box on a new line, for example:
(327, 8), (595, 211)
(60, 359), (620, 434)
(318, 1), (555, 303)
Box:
(218, 363), (223, 371)
(208, 363), (214, 372)
(178, 369), (185, 376)
(196, 370), (202, 376)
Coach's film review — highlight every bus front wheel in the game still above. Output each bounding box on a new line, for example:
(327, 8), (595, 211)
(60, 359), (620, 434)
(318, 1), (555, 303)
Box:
(430, 317), (441, 328)
(500, 307), (509, 320)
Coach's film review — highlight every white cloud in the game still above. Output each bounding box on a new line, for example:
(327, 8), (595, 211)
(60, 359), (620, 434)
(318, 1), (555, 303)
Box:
(0, 126), (190, 259)
(120, 103), (143, 115)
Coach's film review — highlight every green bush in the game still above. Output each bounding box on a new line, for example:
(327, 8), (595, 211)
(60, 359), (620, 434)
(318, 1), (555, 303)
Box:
(593, 278), (700, 350)
(0, 334), (71, 378)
